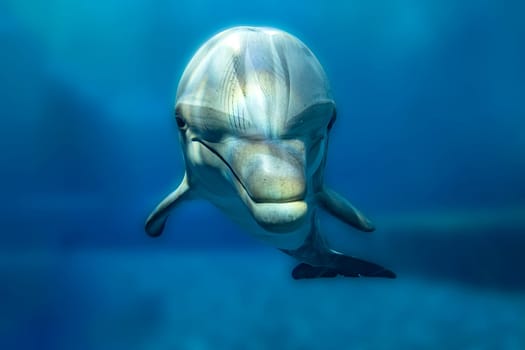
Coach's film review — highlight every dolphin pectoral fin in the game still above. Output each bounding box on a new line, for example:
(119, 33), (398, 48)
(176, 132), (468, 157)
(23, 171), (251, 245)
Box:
(316, 187), (375, 232)
(291, 255), (396, 280)
(145, 174), (192, 237)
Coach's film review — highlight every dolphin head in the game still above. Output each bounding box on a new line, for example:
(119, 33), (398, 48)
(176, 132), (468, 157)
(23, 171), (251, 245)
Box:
(173, 27), (336, 234)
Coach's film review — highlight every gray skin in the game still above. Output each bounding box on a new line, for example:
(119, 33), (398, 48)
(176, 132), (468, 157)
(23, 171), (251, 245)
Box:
(145, 27), (395, 279)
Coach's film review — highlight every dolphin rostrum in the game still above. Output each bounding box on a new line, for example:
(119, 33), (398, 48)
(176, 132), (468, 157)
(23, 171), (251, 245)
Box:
(146, 27), (395, 279)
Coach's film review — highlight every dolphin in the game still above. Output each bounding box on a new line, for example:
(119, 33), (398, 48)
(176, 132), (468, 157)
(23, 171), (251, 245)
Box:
(145, 26), (395, 279)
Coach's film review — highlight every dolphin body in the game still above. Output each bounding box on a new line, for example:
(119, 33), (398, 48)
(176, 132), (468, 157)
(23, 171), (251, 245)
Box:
(146, 27), (395, 279)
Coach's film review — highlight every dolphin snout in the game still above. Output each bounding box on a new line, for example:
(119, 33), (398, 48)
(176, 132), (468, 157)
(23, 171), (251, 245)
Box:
(232, 141), (306, 203)
(242, 154), (305, 202)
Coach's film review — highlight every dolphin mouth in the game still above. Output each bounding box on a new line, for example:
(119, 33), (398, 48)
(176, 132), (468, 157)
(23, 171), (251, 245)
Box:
(193, 138), (305, 203)
(194, 138), (308, 232)
(193, 138), (259, 202)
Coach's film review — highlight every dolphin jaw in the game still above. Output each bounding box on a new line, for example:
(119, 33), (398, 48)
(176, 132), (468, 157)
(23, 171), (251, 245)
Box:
(232, 174), (309, 233)
(231, 160), (309, 233)
(192, 137), (310, 233)
(248, 201), (308, 233)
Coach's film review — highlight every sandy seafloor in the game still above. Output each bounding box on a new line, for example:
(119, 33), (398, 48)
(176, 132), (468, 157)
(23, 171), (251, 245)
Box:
(2, 249), (524, 350)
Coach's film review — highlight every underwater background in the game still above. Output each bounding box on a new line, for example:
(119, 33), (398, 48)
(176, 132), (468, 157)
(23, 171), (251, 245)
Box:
(1, 0), (524, 349)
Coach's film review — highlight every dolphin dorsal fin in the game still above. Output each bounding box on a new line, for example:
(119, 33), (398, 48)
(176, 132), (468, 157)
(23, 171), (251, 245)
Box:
(145, 173), (192, 237)
(316, 187), (375, 232)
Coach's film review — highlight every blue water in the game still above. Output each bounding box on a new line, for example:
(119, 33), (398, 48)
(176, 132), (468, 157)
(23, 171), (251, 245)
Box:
(1, 1), (524, 349)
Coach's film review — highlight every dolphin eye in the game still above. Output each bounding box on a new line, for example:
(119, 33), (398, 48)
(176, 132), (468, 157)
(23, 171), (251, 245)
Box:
(175, 113), (187, 130)
(176, 117), (186, 128)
